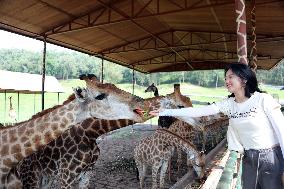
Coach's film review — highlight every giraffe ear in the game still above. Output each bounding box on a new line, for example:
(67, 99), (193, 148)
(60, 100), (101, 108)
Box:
(73, 87), (89, 102)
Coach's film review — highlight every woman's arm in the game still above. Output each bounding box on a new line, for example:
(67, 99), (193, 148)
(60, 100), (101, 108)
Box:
(157, 104), (220, 117)
(262, 94), (284, 159)
(267, 108), (284, 159)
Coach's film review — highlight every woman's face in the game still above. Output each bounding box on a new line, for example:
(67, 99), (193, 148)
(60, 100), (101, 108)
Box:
(225, 69), (245, 94)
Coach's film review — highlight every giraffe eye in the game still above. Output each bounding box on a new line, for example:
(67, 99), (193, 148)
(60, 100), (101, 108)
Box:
(95, 93), (107, 100)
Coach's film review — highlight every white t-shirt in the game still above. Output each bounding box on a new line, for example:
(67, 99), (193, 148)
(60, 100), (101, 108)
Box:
(214, 92), (280, 153)
(159, 92), (284, 157)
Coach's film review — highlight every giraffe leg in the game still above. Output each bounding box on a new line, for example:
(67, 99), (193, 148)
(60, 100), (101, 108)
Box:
(168, 160), (171, 182)
(177, 147), (182, 173)
(136, 162), (146, 189)
(151, 163), (160, 189)
(160, 161), (169, 189)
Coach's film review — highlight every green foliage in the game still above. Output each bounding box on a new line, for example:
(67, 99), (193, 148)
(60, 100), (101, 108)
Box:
(0, 49), (284, 87)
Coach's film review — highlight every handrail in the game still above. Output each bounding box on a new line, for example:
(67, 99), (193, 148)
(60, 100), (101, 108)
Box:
(216, 151), (241, 189)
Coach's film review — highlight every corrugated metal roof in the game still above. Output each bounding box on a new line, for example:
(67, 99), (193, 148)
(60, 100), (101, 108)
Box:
(0, 70), (64, 93)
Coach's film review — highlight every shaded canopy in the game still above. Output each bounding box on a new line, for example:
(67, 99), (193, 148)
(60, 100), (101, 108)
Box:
(0, 70), (65, 93)
(0, 0), (283, 73)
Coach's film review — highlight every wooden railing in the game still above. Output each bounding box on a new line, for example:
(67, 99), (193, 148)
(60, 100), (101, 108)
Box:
(201, 150), (242, 189)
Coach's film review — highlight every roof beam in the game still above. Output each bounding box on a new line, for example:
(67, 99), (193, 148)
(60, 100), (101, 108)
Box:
(147, 61), (229, 73)
(97, 0), (195, 69)
(42, 0), (280, 37)
(100, 30), (284, 56)
(130, 48), (238, 66)
(43, 0), (233, 36)
(102, 30), (238, 54)
(97, 30), (171, 54)
(132, 48), (275, 66)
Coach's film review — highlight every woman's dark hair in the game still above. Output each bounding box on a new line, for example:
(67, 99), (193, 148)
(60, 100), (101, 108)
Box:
(225, 63), (264, 98)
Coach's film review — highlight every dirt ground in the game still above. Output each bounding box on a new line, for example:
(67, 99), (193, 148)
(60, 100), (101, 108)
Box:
(48, 123), (225, 189)
(81, 124), (191, 189)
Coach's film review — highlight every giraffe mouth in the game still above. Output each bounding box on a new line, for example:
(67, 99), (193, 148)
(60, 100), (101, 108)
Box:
(133, 108), (144, 116)
(134, 108), (153, 120)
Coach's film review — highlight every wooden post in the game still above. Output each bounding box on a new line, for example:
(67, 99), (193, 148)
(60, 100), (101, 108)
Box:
(235, 0), (248, 64)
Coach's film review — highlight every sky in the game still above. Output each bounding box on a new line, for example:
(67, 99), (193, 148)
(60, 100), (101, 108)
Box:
(0, 30), (68, 52)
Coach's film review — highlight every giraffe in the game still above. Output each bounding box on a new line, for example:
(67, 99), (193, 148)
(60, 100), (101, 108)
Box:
(201, 115), (229, 148)
(0, 74), (148, 188)
(144, 83), (180, 128)
(8, 96), (17, 123)
(167, 114), (229, 173)
(235, 0), (248, 64)
(134, 128), (205, 189)
(12, 119), (136, 189)
(10, 83), (193, 189)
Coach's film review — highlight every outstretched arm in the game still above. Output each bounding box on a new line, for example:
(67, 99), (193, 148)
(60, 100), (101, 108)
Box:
(149, 104), (220, 117)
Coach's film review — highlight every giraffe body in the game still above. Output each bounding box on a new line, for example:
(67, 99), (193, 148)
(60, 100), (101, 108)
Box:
(14, 119), (135, 189)
(168, 114), (229, 172)
(134, 129), (205, 189)
(0, 75), (147, 188)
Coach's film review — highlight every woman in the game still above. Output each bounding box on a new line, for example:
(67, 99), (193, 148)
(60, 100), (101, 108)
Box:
(149, 63), (284, 189)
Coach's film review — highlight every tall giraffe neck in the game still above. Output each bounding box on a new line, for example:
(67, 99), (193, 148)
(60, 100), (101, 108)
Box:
(235, 0), (248, 64)
(153, 87), (159, 97)
(0, 99), (81, 179)
(156, 129), (198, 155)
(82, 118), (136, 139)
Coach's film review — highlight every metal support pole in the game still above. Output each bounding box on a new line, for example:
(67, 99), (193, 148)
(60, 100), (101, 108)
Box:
(4, 90), (6, 122)
(235, 0), (248, 64)
(57, 93), (60, 105)
(17, 92), (19, 121)
(34, 93), (36, 114)
(132, 67), (135, 95)
(101, 57), (104, 83)
(41, 37), (47, 110)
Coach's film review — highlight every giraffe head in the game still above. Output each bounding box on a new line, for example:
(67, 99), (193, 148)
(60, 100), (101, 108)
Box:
(144, 83), (157, 93)
(143, 84), (192, 118)
(188, 151), (206, 179)
(76, 74), (146, 122)
(145, 83), (159, 97)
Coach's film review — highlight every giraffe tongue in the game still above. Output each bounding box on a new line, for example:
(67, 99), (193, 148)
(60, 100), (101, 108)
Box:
(134, 108), (145, 116)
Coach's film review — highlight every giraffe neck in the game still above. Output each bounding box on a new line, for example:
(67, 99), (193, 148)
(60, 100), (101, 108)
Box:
(235, 0), (248, 64)
(83, 118), (136, 139)
(156, 129), (198, 156)
(153, 87), (159, 97)
(0, 99), (86, 180)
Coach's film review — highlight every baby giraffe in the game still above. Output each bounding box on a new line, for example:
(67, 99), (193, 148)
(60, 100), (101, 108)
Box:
(134, 128), (205, 189)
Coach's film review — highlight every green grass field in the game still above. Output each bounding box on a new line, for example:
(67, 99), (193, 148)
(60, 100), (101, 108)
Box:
(1, 80), (283, 124)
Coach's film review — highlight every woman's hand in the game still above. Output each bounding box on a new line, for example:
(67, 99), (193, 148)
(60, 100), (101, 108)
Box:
(149, 109), (160, 117)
